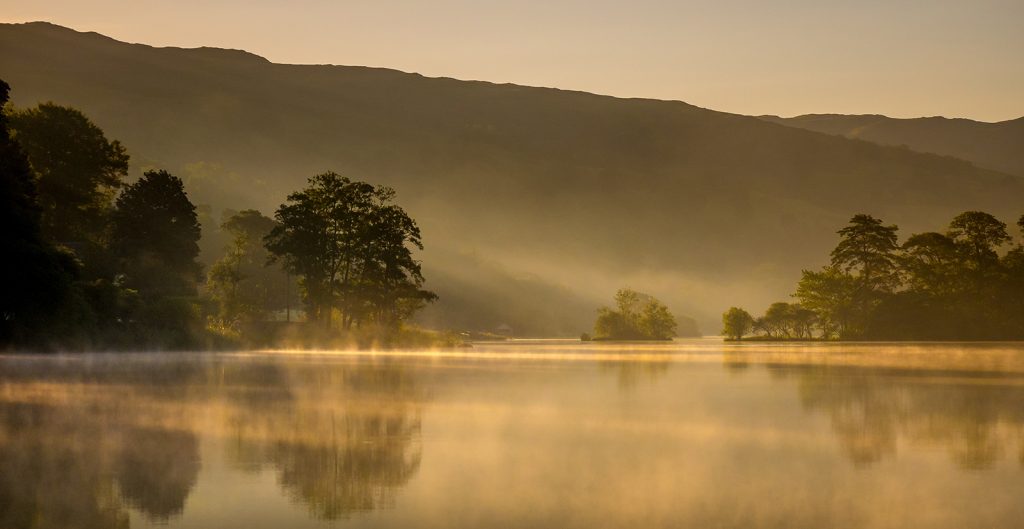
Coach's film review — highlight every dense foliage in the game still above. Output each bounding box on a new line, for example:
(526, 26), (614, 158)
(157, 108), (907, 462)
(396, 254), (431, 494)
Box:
(264, 172), (437, 331)
(9, 102), (129, 246)
(0, 80), (80, 346)
(0, 80), (436, 351)
(592, 289), (677, 340)
(721, 307), (755, 340)
(728, 212), (1024, 340)
(206, 209), (295, 335)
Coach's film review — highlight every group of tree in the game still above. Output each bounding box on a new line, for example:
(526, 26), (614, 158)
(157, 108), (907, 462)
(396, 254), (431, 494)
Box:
(587, 289), (677, 341)
(0, 79), (435, 351)
(1, 79), (203, 349)
(724, 212), (1024, 340)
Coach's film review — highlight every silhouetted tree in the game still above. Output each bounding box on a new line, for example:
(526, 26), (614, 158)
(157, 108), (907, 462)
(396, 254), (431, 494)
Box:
(832, 214), (900, 292)
(743, 210), (1024, 341)
(0, 80), (80, 347)
(899, 232), (959, 295)
(265, 172), (435, 329)
(721, 307), (754, 340)
(947, 211), (1010, 271)
(111, 170), (202, 297)
(10, 103), (128, 245)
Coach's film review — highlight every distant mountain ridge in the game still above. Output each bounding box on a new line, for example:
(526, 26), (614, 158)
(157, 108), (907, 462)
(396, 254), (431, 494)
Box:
(2, 21), (1022, 334)
(760, 113), (1024, 177)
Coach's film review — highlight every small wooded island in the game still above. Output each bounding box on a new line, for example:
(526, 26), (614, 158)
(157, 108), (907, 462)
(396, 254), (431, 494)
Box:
(723, 212), (1024, 341)
(583, 289), (677, 341)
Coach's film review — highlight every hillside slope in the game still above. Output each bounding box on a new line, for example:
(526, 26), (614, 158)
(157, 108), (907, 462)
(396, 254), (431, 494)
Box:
(761, 114), (1024, 177)
(2, 22), (1022, 334)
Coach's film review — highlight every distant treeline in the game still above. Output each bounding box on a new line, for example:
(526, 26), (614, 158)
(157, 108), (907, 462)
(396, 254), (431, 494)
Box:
(724, 212), (1024, 341)
(0, 80), (436, 351)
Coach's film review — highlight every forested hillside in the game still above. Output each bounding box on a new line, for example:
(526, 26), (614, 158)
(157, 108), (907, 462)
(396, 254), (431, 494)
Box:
(4, 22), (1022, 333)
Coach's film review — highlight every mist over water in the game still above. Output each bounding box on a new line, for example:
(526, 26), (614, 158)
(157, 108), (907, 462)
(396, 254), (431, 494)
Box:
(3, 341), (1023, 529)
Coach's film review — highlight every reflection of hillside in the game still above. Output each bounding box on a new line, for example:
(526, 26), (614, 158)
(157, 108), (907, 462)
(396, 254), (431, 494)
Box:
(221, 361), (424, 520)
(763, 363), (1024, 469)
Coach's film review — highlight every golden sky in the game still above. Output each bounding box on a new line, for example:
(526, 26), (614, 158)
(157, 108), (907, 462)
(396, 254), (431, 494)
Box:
(2, 0), (1021, 121)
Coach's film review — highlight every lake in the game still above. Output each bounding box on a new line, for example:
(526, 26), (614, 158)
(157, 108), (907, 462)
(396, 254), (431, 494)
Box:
(1, 339), (1023, 528)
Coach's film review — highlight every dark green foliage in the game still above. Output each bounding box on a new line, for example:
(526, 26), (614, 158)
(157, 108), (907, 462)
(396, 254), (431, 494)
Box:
(0, 79), (80, 348)
(207, 209), (295, 331)
(831, 214), (901, 293)
(2, 78), (440, 349)
(264, 172), (436, 330)
(111, 170), (202, 297)
(753, 210), (1024, 341)
(794, 266), (857, 338)
(9, 102), (128, 245)
(593, 289), (677, 340)
(900, 232), (959, 295)
(721, 307), (754, 340)
(947, 211), (1010, 270)
(750, 302), (816, 339)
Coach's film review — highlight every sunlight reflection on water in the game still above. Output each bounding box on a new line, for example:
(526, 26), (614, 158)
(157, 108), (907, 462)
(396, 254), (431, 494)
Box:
(1, 339), (1023, 528)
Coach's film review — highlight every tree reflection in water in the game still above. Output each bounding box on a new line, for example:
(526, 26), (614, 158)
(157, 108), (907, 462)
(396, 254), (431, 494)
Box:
(0, 401), (198, 529)
(115, 427), (201, 520)
(221, 360), (424, 520)
(598, 359), (671, 390)
(0, 355), (425, 527)
(732, 358), (1024, 469)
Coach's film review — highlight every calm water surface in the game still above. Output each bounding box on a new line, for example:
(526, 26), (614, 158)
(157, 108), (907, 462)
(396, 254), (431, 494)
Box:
(2, 339), (1023, 528)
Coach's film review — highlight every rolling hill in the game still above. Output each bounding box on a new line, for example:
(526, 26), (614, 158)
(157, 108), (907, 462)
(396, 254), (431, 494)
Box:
(2, 22), (1022, 335)
(760, 114), (1024, 177)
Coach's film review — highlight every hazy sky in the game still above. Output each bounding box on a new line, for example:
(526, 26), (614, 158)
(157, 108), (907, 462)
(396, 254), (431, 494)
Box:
(2, 0), (1022, 121)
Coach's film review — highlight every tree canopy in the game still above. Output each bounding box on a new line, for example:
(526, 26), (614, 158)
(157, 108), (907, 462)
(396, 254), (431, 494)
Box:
(721, 307), (754, 341)
(207, 209), (293, 330)
(593, 289), (677, 340)
(111, 170), (202, 297)
(264, 172), (436, 330)
(0, 80), (79, 346)
(729, 210), (1024, 341)
(10, 103), (128, 244)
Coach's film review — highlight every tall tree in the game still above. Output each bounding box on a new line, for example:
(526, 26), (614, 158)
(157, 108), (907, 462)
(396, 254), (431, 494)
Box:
(265, 172), (435, 329)
(794, 266), (858, 339)
(10, 103), (129, 244)
(207, 209), (291, 327)
(947, 211), (1010, 270)
(111, 170), (201, 297)
(831, 214), (900, 293)
(899, 232), (960, 296)
(0, 80), (79, 346)
(721, 307), (754, 340)
(639, 297), (677, 340)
